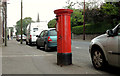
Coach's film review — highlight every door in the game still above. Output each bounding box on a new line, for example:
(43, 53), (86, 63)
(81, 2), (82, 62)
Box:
(40, 31), (48, 47)
(33, 28), (38, 42)
(118, 29), (120, 66)
(38, 31), (45, 47)
(43, 31), (48, 46)
(107, 27), (120, 66)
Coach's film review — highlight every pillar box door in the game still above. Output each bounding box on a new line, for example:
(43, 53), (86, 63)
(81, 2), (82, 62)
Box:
(54, 9), (73, 65)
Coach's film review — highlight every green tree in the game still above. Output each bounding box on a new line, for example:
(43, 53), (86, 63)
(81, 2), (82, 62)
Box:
(16, 17), (34, 35)
(85, 8), (103, 24)
(47, 19), (56, 28)
(71, 9), (84, 27)
(47, 9), (84, 28)
(100, 2), (120, 27)
(101, 3), (119, 16)
(64, 0), (76, 9)
(76, 0), (103, 9)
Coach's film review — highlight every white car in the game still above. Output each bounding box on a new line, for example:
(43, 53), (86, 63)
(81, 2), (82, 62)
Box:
(26, 22), (48, 45)
(89, 23), (120, 70)
(16, 35), (26, 41)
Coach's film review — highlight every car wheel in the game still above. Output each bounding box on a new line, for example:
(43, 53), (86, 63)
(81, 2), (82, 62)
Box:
(26, 41), (28, 45)
(36, 43), (39, 49)
(29, 42), (32, 46)
(44, 44), (49, 51)
(91, 48), (107, 70)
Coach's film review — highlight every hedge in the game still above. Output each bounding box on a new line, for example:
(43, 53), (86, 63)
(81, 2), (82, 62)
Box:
(72, 23), (113, 35)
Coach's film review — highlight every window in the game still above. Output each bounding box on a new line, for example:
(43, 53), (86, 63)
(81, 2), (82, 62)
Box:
(118, 29), (120, 35)
(44, 31), (48, 36)
(40, 31), (44, 37)
(49, 30), (57, 36)
(33, 28), (38, 32)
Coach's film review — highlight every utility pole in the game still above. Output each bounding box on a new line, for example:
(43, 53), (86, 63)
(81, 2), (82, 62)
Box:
(37, 13), (40, 22)
(4, 1), (7, 46)
(2, 9), (5, 43)
(20, 0), (23, 44)
(83, 0), (85, 40)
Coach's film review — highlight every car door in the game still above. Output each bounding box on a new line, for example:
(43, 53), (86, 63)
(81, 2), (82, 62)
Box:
(36, 33), (41, 46)
(38, 31), (44, 47)
(40, 30), (48, 46)
(40, 31), (46, 47)
(107, 27), (120, 66)
(118, 29), (120, 66)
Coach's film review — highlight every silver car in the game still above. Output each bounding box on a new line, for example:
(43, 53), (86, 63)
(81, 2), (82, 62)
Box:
(89, 23), (120, 70)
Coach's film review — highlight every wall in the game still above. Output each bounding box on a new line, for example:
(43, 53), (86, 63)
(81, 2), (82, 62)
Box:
(0, 1), (2, 75)
(0, 2), (2, 45)
(72, 33), (101, 40)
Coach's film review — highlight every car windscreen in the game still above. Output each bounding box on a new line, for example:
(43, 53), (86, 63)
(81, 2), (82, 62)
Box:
(49, 30), (57, 36)
(33, 28), (38, 32)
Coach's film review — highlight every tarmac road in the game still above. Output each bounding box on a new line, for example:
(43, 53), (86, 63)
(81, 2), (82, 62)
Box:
(2, 39), (120, 75)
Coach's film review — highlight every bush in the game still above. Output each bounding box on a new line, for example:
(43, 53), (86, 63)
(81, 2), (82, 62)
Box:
(72, 23), (113, 35)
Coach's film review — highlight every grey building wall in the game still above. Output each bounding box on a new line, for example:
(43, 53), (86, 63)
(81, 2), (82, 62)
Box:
(0, 2), (1, 44)
(0, 1), (2, 76)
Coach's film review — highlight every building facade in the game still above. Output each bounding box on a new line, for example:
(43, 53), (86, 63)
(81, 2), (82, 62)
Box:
(0, 0), (2, 45)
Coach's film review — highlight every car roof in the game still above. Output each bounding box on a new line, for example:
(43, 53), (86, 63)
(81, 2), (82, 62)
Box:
(48, 28), (56, 30)
(42, 28), (56, 31)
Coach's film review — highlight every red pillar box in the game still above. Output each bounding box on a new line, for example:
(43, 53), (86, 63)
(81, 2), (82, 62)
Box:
(54, 9), (73, 65)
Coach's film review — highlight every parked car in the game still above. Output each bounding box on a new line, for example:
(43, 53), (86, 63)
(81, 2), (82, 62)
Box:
(13, 35), (16, 38)
(89, 23), (120, 70)
(26, 22), (48, 45)
(36, 29), (57, 51)
(16, 35), (26, 41)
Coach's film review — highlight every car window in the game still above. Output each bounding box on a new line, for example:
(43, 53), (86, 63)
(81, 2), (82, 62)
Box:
(44, 31), (48, 36)
(48, 30), (57, 36)
(33, 28), (38, 32)
(118, 29), (120, 35)
(40, 31), (45, 37)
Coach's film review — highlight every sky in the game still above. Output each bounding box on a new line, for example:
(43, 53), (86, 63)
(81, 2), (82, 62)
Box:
(7, 0), (74, 27)
(7, 0), (105, 27)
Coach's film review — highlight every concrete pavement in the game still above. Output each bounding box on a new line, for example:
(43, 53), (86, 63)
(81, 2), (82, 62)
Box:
(2, 39), (118, 75)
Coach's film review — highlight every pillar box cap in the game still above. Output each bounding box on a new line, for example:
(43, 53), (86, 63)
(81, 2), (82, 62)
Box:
(54, 9), (73, 15)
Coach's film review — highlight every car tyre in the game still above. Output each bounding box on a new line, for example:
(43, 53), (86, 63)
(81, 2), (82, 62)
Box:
(26, 41), (28, 45)
(29, 42), (32, 46)
(91, 48), (107, 70)
(36, 44), (39, 49)
(44, 44), (49, 51)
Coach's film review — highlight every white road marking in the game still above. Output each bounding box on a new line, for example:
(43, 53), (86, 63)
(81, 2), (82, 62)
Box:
(75, 47), (82, 49)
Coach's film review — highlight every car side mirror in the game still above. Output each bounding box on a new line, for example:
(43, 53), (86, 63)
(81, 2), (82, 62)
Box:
(36, 35), (40, 37)
(106, 29), (114, 37)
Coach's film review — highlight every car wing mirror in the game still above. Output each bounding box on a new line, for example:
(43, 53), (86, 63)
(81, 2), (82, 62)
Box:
(106, 29), (114, 37)
(36, 35), (40, 37)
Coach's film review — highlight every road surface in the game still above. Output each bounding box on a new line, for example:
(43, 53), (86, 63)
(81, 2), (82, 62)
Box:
(2, 39), (120, 75)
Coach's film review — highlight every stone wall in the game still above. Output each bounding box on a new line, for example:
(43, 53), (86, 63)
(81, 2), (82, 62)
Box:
(72, 33), (101, 40)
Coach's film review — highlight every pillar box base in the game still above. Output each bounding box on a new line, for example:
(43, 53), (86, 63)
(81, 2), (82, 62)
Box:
(57, 53), (72, 65)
